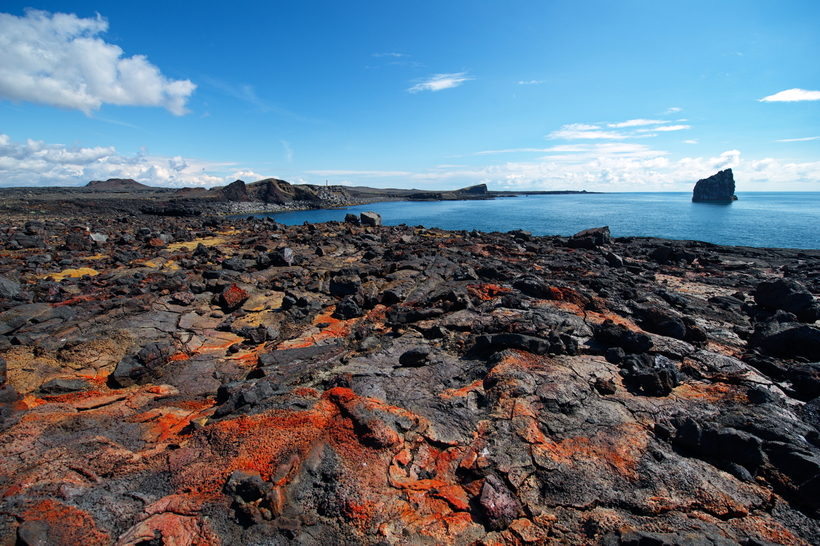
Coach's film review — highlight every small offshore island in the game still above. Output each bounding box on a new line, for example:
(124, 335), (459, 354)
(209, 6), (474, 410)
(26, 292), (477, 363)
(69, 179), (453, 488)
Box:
(692, 169), (739, 202)
(0, 177), (819, 546)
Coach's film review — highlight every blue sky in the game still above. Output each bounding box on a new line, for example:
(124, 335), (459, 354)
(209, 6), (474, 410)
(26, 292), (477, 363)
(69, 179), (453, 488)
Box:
(1, 1), (818, 191)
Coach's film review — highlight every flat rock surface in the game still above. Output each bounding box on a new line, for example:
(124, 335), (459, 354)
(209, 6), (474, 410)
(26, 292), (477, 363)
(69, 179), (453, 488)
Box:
(0, 207), (819, 545)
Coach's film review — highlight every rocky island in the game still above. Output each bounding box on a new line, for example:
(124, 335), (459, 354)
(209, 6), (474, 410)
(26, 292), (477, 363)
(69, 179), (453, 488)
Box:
(693, 169), (739, 202)
(0, 184), (819, 545)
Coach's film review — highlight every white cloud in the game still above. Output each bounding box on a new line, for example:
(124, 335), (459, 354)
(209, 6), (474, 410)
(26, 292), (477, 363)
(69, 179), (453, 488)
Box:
(607, 119), (667, 128)
(420, 149), (820, 192)
(0, 132), (243, 187)
(684, 140), (698, 144)
(637, 124), (691, 132)
(665, 107), (682, 113)
(710, 150), (741, 169)
(518, 80), (544, 85)
(408, 73), (473, 93)
(0, 9), (196, 115)
(373, 53), (407, 58)
(295, 146), (820, 192)
(760, 88), (820, 102)
(229, 171), (267, 182)
(777, 136), (819, 142)
(547, 124), (628, 140)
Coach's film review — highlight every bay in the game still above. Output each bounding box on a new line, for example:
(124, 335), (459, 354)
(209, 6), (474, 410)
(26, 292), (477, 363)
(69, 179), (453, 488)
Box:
(244, 192), (820, 250)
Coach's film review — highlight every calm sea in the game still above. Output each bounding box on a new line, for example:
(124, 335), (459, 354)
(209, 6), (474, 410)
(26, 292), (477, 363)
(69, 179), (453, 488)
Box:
(245, 192), (820, 250)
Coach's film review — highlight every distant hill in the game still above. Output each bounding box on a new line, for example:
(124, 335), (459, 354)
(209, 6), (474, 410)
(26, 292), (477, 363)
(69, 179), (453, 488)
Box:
(212, 178), (350, 204)
(86, 178), (152, 190)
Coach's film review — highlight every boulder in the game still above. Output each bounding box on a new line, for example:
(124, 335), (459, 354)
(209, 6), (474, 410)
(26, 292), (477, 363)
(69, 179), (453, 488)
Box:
(360, 211), (382, 227)
(755, 278), (820, 323)
(0, 277), (21, 300)
(748, 312), (820, 362)
(568, 226), (610, 248)
(692, 169), (738, 202)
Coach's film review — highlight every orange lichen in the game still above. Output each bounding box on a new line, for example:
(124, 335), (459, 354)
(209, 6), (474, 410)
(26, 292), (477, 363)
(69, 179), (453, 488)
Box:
(17, 498), (110, 546)
(168, 352), (191, 362)
(38, 389), (108, 405)
(468, 283), (511, 301)
(674, 382), (749, 404)
(730, 515), (811, 546)
(530, 424), (648, 479)
(130, 406), (211, 443)
(276, 308), (353, 349)
(117, 511), (220, 546)
(440, 379), (484, 399)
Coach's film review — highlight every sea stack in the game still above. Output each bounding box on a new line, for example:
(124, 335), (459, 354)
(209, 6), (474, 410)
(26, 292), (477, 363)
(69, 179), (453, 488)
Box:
(692, 169), (738, 202)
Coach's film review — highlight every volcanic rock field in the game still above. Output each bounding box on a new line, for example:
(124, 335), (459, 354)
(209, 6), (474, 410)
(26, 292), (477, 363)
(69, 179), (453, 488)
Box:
(1, 202), (820, 545)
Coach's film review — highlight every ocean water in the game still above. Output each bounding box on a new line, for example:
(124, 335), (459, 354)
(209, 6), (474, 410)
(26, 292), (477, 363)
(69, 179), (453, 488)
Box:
(244, 192), (820, 250)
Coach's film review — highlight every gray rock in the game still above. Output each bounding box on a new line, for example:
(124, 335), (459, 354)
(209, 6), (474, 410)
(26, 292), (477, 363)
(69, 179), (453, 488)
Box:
(360, 211), (382, 227)
(0, 277), (21, 300)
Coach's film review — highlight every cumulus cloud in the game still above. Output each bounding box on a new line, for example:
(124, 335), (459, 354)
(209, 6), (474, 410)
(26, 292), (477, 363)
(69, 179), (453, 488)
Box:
(760, 88), (820, 102)
(229, 170), (267, 182)
(0, 132), (244, 187)
(410, 149), (819, 192)
(408, 73), (473, 93)
(710, 150), (741, 169)
(0, 9), (196, 115)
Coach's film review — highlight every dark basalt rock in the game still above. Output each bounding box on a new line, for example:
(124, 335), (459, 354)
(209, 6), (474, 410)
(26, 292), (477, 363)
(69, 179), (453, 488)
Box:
(755, 278), (820, 323)
(748, 312), (820, 363)
(568, 225), (611, 249)
(0, 202), (819, 546)
(692, 168), (738, 202)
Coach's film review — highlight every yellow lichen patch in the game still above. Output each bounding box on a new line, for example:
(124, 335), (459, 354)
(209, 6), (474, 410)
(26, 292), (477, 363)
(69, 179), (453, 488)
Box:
(166, 237), (228, 251)
(45, 267), (99, 281)
(82, 254), (107, 261)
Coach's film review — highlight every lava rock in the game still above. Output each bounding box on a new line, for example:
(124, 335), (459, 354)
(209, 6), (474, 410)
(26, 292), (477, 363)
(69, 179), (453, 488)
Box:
(755, 278), (820, 323)
(568, 226), (610, 249)
(479, 475), (520, 530)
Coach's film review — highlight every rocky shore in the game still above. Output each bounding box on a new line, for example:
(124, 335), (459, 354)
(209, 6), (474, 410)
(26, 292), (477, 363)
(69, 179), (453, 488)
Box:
(1, 204), (819, 545)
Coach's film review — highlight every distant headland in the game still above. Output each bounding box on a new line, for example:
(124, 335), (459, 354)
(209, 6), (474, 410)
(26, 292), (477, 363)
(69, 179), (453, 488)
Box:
(0, 178), (601, 218)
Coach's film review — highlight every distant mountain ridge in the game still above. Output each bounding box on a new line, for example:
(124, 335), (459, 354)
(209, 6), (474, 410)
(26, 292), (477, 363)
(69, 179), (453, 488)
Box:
(86, 178), (151, 190)
(212, 178), (350, 204)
